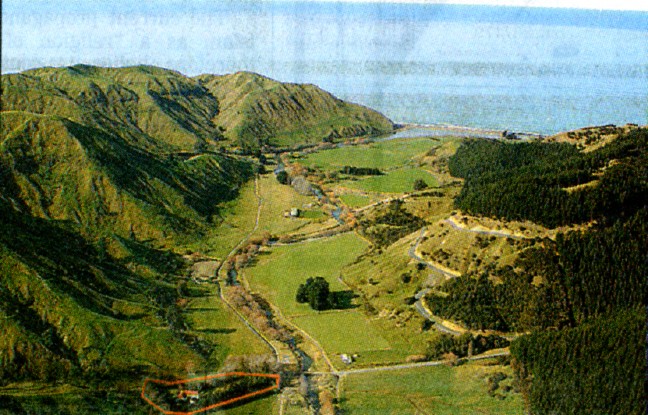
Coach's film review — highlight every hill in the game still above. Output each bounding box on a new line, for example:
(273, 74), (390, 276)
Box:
(434, 127), (647, 414)
(2, 65), (394, 153)
(0, 64), (393, 411)
(195, 71), (394, 150)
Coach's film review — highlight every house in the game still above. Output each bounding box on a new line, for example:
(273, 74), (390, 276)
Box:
(340, 354), (353, 364)
(177, 390), (200, 404)
(290, 208), (300, 217)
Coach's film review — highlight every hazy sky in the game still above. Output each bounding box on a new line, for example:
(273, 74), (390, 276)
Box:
(300, 0), (648, 11)
(2, 0), (645, 130)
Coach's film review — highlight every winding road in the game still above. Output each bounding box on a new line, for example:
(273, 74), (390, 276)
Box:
(408, 226), (465, 336)
(443, 217), (527, 240)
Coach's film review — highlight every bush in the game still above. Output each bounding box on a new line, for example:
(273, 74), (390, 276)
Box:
(413, 178), (428, 191)
(276, 170), (289, 185)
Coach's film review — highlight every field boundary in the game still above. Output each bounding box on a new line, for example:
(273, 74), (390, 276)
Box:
(141, 372), (280, 415)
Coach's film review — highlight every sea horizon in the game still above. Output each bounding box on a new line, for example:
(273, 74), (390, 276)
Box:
(3, 1), (646, 134)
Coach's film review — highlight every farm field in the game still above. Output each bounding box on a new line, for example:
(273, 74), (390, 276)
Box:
(339, 193), (372, 208)
(339, 359), (522, 415)
(244, 232), (369, 316)
(254, 174), (322, 238)
(340, 167), (439, 194)
(291, 311), (390, 355)
(298, 137), (441, 171)
(220, 394), (279, 415)
(184, 286), (273, 363)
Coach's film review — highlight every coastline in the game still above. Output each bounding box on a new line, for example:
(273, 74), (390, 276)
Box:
(386, 122), (543, 141)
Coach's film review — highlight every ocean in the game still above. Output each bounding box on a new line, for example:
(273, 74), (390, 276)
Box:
(2, 1), (647, 134)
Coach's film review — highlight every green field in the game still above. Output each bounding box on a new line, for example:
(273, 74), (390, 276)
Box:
(339, 359), (523, 415)
(254, 174), (320, 237)
(299, 138), (440, 170)
(220, 393), (279, 415)
(341, 167), (439, 193)
(194, 173), (321, 257)
(184, 286), (272, 365)
(339, 194), (371, 208)
(244, 232), (368, 316)
(291, 311), (390, 355)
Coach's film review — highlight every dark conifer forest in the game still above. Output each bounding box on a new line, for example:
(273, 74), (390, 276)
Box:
(430, 128), (647, 414)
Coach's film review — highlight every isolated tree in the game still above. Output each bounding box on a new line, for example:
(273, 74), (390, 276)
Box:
(276, 170), (289, 185)
(296, 277), (331, 310)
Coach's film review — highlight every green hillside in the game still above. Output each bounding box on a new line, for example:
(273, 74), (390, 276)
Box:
(1, 110), (253, 243)
(0, 64), (393, 411)
(2, 65), (393, 154)
(196, 71), (394, 150)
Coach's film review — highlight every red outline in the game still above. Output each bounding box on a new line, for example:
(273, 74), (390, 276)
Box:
(141, 372), (281, 415)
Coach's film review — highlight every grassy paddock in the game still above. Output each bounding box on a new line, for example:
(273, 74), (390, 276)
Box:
(254, 174), (319, 237)
(341, 167), (439, 194)
(220, 393), (279, 415)
(299, 138), (440, 171)
(291, 311), (390, 355)
(339, 194), (371, 208)
(339, 359), (522, 415)
(184, 286), (272, 363)
(244, 232), (369, 316)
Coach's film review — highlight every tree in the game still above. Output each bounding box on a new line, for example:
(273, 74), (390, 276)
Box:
(295, 277), (331, 311)
(296, 281), (309, 303)
(413, 178), (428, 191)
(276, 170), (289, 185)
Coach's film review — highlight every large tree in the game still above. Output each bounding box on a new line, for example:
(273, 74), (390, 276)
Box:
(296, 277), (331, 311)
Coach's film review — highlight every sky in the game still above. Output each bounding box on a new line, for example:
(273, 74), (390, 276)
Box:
(297, 0), (648, 11)
(1, 0), (645, 130)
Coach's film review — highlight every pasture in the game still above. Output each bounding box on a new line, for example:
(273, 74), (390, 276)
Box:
(184, 285), (273, 363)
(298, 137), (440, 171)
(339, 359), (522, 415)
(341, 167), (439, 194)
(244, 232), (369, 316)
(291, 311), (390, 355)
(339, 193), (371, 208)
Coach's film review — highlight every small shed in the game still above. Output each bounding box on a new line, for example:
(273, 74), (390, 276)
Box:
(340, 354), (353, 364)
(290, 208), (300, 217)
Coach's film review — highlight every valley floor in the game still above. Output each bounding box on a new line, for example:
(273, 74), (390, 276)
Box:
(182, 131), (527, 414)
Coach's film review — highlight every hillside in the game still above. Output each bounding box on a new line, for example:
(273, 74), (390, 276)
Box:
(0, 64), (394, 412)
(196, 71), (394, 150)
(2, 65), (394, 153)
(435, 127), (647, 414)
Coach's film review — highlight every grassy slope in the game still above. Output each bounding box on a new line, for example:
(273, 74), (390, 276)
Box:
(0, 65), (392, 412)
(197, 71), (394, 150)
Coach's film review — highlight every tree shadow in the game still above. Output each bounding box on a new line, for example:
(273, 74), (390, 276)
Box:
(329, 290), (359, 310)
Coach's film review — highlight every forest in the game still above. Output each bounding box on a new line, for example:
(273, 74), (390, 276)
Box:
(448, 129), (647, 227)
(431, 128), (647, 414)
